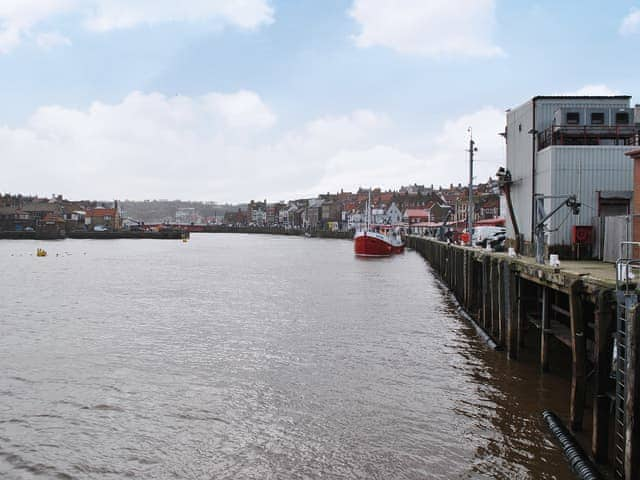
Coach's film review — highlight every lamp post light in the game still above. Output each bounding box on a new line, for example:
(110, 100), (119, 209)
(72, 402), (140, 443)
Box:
(467, 128), (478, 245)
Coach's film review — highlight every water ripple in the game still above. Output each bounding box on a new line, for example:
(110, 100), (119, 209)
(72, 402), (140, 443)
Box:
(0, 235), (574, 479)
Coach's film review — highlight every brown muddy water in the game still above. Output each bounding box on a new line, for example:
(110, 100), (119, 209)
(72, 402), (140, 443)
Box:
(0, 234), (576, 479)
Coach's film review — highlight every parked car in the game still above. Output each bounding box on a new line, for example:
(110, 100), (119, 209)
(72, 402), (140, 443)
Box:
(94, 225), (109, 232)
(473, 226), (506, 247)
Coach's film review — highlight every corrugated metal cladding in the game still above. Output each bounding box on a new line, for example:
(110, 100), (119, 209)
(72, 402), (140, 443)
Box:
(534, 98), (630, 130)
(541, 146), (634, 246)
(505, 101), (534, 240)
(535, 148), (553, 200)
(505, 96), (634, 244)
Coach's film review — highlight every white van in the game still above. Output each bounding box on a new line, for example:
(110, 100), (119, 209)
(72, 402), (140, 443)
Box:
(473, 226), (506, 246)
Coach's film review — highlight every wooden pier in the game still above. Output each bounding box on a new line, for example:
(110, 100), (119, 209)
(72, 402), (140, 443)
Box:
(407, 236), (640, 480)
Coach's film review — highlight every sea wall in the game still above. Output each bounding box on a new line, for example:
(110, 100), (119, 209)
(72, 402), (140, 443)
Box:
(407, 235), (640, 479)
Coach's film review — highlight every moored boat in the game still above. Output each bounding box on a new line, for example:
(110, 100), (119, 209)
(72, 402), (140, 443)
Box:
(354, 230), (393, 256)
(353, 190), (405, 257)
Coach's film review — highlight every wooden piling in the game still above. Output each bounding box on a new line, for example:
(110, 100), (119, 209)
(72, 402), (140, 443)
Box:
(541, 286), (551, 372)
(466, 252), (475, 313)
(592, 290), (612, 463)
(491, 260), (499, 339)
(498, 259), (507, 346)
(406, 236), (630, 467)
(467, 251), (474, 311)
(569, 279), (586, 432)
(518, 278), (527, 353)
(482, 256), (490, 330)
(506, 263), (518, 359)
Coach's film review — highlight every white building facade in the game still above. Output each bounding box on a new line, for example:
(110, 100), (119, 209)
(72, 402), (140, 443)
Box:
(504, 95), (639, 252)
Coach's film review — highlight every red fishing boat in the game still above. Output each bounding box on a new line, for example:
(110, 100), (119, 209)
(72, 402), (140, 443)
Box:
(354, 230), (394, 256)
(353, 191), (405, 256)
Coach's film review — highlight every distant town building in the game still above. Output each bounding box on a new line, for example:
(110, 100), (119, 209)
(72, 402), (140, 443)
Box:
(385, 202), (403, 224)
(403, 209), (429, 224)
(85, 207), (121, 231)
(176, 207), (199, 225)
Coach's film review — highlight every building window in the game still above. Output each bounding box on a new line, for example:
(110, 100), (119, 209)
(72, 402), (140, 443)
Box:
(566, 112), (580, 125)
(591, 112), (605, 125)
(616, 112), (630, 125)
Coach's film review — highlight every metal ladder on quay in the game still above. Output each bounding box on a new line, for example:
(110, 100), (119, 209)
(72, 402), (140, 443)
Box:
(614, 241), (640, 479)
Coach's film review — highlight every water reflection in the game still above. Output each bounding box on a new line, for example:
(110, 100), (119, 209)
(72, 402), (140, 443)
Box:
(0, 235), (573, 479)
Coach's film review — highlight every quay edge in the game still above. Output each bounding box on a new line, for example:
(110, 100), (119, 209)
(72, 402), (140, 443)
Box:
(407, 235), (640, 480)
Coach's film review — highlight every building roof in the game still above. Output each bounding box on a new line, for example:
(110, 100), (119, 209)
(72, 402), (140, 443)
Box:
(625, 148), (640, 158)
(21, 202), (61, 213)
(86, 208), (116, 217)
(0, 206), (19, 215)
(532, 95), (631, 101)
(404, 209), (429, 217)
(509, 95), (633, 114)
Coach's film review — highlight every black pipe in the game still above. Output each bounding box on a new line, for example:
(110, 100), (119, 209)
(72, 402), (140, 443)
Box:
(541, 410), (602, 480)
(503, 183), (520, 253)
(455, 305), (501, 351)
(436, 274), (501, 351)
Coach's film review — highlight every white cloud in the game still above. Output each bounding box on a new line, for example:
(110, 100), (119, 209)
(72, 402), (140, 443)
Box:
(556, 84), (621, 96)
(620, 7), (640, 35)
(0, 91), (505, 202)
(203, 91), (276, 129)
(0, 0), (73, 53)
(35, 31), (71, 50)
(432, 106), (505, 184)
(0, 0), (273, 53)
(82, 0), (274, 32)
(349, 0), (503, 57)
(312, 145), (425, 194)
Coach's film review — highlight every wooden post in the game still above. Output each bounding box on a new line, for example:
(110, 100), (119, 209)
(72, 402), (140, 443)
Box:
(497, 259), (505, 345)
(482, 256), (490, 330)
(626, 303), (640, 479)
(468, 252), (474, 311)
(466, 252), (474, 311)
(506, 263), (518, 359)
(457, 250), (463, 300)
(490, 260), (498, 337)
(518, 277), (527, 352)
(541, 286), (551, 372)
(592, 290), (612, 463)
(569, 279), (586, 431)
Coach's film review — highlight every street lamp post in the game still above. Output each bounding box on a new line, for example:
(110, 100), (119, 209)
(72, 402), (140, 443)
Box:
(467, 129), (477, 245)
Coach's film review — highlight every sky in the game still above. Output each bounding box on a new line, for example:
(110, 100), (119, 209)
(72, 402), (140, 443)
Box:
(0, 0), (638, 203)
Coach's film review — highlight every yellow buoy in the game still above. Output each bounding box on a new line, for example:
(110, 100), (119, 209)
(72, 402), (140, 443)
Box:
(36, 248), (47, 257)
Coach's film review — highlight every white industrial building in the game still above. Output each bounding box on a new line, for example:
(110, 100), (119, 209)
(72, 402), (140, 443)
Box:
(503, 95), (639, 258)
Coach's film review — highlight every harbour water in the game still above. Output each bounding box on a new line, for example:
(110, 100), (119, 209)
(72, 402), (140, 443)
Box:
(0, 234), (575, 479)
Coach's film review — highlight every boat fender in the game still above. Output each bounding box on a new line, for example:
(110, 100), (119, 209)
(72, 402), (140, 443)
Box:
(541, 410), (602, 480)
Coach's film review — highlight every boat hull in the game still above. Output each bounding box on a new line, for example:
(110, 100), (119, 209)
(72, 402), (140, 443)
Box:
(391, 244), (405, 254)
(354, 232), (393, 257)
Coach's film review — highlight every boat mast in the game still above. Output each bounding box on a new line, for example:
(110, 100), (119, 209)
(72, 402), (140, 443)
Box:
(367, 188), (371, 230)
